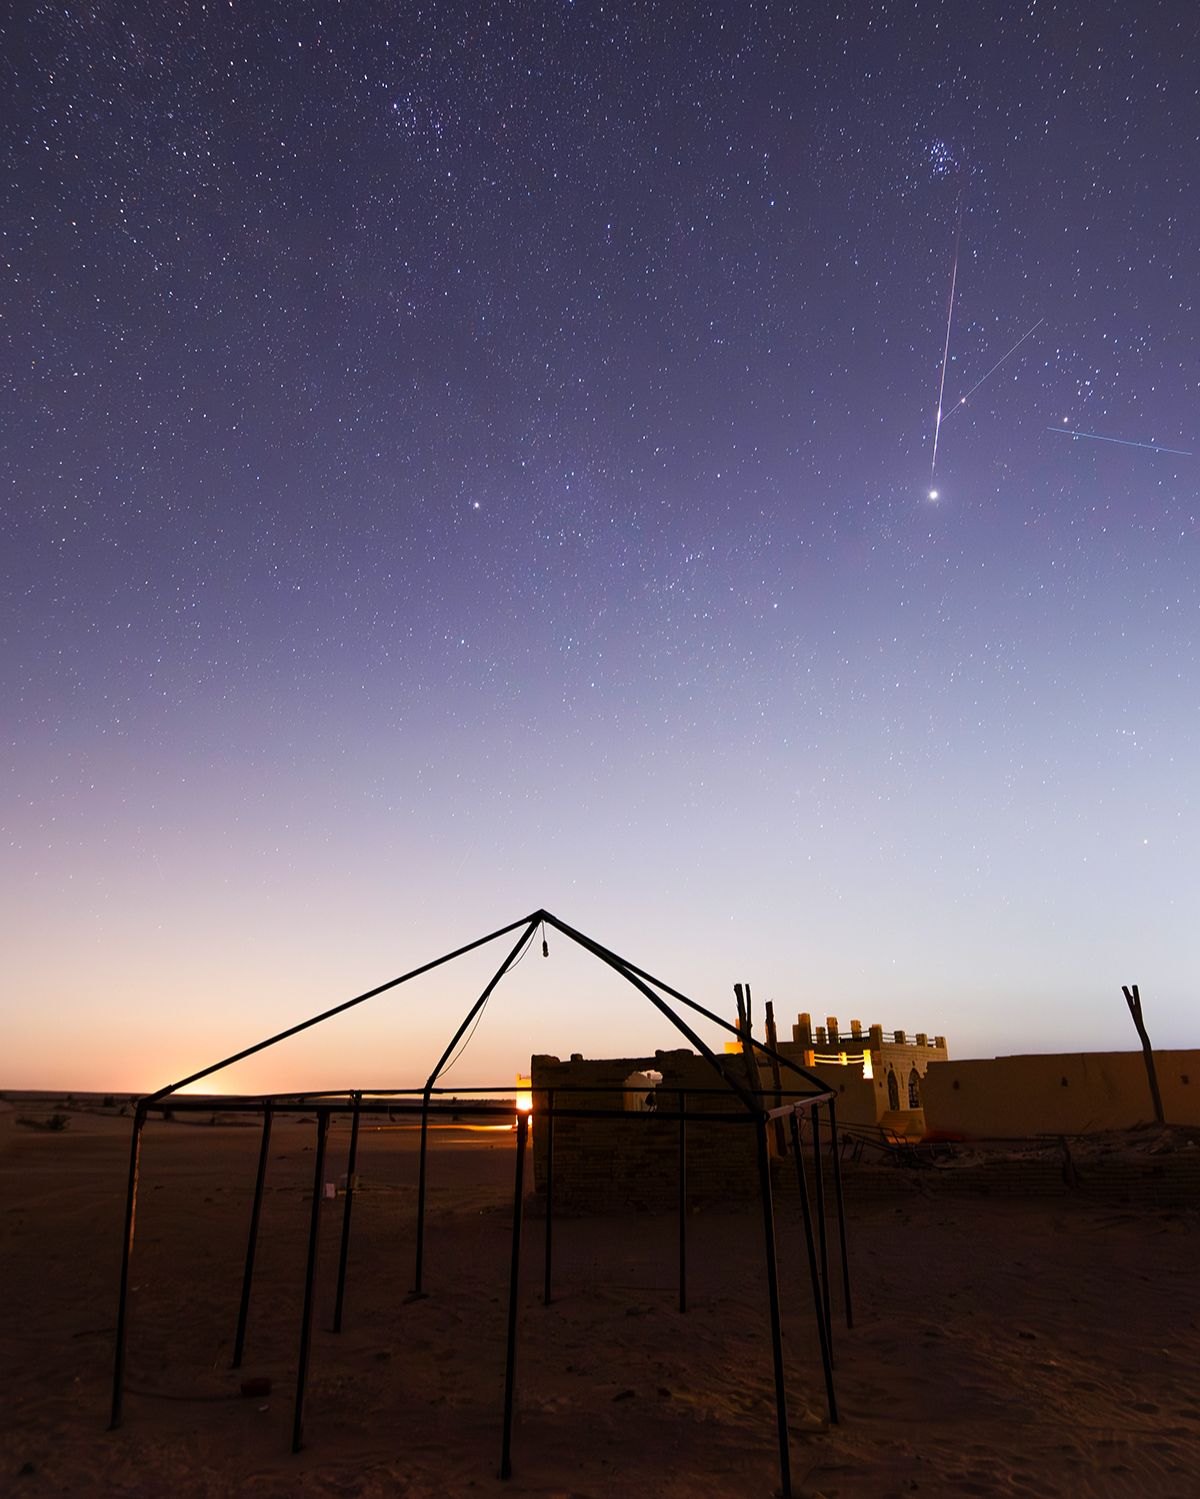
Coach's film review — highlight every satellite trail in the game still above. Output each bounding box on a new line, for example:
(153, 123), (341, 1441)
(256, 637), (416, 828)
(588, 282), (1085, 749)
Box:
(1050, 427), (1191, 457)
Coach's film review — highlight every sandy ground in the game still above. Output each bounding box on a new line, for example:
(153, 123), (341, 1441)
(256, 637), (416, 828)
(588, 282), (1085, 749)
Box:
(2, 1098), (1198, 1498)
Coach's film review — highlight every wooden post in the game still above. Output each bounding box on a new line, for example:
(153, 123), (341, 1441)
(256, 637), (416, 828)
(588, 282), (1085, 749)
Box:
(1121, 984), (1165, 1125)
(734, 983), (760, 1101)
(764, 1001), (787, 1156)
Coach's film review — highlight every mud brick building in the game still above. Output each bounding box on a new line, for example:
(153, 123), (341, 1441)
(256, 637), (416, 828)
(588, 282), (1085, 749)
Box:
(766, 1012), (949, 1139)
(528, 1010), (949, 1212)
(529, 1048), (765, 1214)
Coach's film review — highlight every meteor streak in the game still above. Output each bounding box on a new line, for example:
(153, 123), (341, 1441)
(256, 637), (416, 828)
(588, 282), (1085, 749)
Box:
(1049, 427), (1191, 457)
(940, 317), (1045, 424)
(929, 182), (966, 486)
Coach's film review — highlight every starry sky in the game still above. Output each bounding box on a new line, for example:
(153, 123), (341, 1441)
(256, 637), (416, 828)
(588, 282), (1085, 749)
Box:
(4, 1), (1198, 1093)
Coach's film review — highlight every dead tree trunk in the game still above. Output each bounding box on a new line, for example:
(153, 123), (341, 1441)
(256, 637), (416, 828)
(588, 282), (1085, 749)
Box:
(1121, 983), (1165, 1126)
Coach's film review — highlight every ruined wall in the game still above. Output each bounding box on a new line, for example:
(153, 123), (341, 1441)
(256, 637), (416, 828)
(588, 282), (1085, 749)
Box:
(529, 1050), (769, 1213)
(922, 1050), (1200, 1137)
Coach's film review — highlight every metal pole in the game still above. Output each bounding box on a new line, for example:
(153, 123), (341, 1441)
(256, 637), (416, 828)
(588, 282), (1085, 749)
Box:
(148, 912), (542, 1104)
(333, 1093), (361, 1333)
(543, 1090), (554, 1306)
(541, 910), (831, 1101)
(789, 1111), (838, 1424)
(755, 1115), (791, 1499)
(423, 921), (540, 1091)
(414, 920), (539, 1295)
(292, 1109), (330, 1453)
(412, 1088), (431, 1296)
(812, 1101), (831, 1355)
(538, 915), (759, 1110)
(677, 1089), (687, 1314)
(109, 1102), (147, 1430)
(232, 1104), (273, 1367)
(827, 1097), (853, 1330)
(499, 1110), (528, 1480)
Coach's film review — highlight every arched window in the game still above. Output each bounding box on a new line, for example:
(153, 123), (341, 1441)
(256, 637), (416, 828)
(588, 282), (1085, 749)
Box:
(908, 1069), (921, 1108)
(886, 1070), (900, 1110)
(623, 1069), (662, 1112)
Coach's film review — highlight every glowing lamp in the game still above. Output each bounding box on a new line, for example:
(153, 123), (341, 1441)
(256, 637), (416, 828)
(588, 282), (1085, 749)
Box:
(514, 1072), (533, 1126)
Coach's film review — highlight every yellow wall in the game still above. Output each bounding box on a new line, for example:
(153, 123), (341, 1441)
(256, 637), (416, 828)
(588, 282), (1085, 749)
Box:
(798, 1062), (878, 1129)
(922, 1050), (1200, 1137)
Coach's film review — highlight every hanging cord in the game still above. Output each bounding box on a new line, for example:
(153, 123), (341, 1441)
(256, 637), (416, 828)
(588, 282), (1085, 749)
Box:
(439, 922), (538, 1080)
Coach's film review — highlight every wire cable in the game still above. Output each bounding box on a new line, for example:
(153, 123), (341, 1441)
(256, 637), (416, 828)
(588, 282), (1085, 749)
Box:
(439, 923), (538, 1080)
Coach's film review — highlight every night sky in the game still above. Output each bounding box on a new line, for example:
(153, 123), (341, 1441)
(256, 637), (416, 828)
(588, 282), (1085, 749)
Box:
(5, 2), (1198, 1092)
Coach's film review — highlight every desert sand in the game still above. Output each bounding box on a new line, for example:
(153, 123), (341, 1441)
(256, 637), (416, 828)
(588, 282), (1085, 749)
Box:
(2, 1096), (1198, 1498)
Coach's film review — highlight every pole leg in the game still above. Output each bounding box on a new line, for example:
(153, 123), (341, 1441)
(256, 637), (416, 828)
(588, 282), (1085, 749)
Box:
(790, 1113), (838, 1424)
(232, 1106), (273, 1368)
(292, 1110), (330, 1453)
(543, 1091), (554, 1306)
(333, 1093), (361, 1333)
(109, 1103), (147, 1430)
(412, 1089), (431, 1296)
(827, 1098), (853, 1330)
(677, 1090), (687, 1314)
(499, 1111), (528, 1480)
(812, 1102), (831, 1358)
(755, 1116), (791, 1499)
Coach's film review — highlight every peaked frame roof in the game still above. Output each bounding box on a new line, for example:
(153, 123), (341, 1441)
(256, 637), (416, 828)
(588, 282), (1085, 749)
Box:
(148, 907), (834, 1110)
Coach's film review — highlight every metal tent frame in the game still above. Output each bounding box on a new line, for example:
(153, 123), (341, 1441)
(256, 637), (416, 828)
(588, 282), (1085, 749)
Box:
(109, 908), (853, 1497)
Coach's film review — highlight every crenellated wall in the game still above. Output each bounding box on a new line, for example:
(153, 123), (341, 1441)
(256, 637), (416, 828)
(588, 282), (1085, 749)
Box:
(776, 1012), (948, 1134)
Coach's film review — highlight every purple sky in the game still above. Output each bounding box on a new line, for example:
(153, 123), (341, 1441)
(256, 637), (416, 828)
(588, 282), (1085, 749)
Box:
(4, 2), (1197, 1091)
